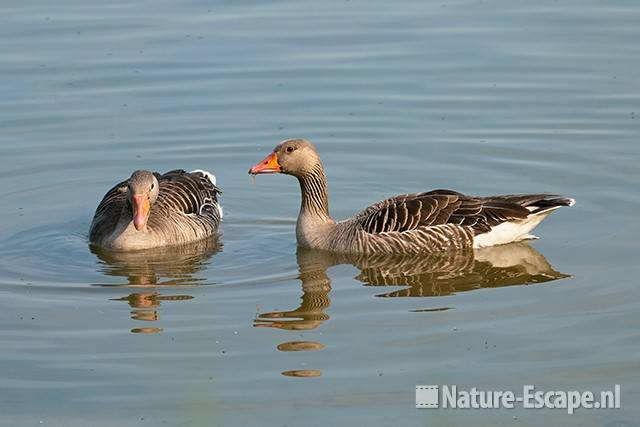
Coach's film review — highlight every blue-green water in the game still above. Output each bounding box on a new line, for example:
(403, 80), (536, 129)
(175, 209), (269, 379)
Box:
(1, 1), (639, 426)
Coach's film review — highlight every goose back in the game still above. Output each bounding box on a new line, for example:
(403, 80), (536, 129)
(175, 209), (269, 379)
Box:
(323, 192), (574, 254)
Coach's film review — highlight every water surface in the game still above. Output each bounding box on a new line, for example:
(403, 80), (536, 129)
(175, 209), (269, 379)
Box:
(1, 0), (639, 426)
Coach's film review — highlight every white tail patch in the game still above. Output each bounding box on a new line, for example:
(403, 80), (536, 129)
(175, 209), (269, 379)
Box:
(191, 169), (217, 185)
(473, 212), (552, 248)
(526, 205), (562, 215)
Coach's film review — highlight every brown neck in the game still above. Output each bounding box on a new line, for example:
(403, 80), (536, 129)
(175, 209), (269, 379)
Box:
(297, 162), (332, 223)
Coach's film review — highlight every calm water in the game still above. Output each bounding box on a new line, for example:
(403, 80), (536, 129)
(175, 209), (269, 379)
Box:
(1, 0), (639, 426)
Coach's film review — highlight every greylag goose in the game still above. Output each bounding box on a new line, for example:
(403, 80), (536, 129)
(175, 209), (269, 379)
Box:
(90, 169), (222, 251)
(249, 139), (574, 254)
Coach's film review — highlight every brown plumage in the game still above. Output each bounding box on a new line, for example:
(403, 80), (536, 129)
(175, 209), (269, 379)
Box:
(249, 139), (574, 254)
(90, 169), (222, 251)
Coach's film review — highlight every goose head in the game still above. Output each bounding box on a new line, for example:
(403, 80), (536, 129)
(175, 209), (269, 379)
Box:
(127, 170), (159, 231)
(249, 139), (321, 178)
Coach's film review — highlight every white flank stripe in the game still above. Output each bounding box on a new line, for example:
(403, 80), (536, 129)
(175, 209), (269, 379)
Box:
(473, 213), (550, 248)
(191, 169), (217, 185)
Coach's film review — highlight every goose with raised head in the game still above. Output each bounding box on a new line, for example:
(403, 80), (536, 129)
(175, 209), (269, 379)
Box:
(90, 169), (222, 251)
(249, 139), (574, 254)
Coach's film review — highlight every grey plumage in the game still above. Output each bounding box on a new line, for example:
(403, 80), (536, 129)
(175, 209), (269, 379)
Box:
(250, 139), (574, 254)
(90, 169), (222, 251)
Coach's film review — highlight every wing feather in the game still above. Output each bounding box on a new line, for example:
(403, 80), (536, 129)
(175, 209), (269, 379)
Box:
(118, 169), (224, 235)
(152, 170), (221, 221)
(355, 190), (566, 236)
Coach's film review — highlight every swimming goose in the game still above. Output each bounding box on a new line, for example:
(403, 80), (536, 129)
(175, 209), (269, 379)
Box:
(90, 169), (222, 251)
(249, 139), (574, 254)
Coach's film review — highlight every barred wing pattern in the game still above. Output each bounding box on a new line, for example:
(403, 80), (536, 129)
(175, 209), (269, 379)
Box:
(355, 190), (565, 237)
(89, 179), (129, 242)
(148, 169), (222, 236)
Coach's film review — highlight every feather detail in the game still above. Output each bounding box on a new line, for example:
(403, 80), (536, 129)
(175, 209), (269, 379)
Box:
(89, 169), (222, 250)
(254, 138), (573, 254)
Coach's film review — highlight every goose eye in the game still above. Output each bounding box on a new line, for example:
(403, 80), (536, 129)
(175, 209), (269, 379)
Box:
(286, 146), (295, 153)
(151, 183), (155, 190)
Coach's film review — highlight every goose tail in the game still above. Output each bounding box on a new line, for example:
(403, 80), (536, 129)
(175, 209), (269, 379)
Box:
(473, 196), (574, 248)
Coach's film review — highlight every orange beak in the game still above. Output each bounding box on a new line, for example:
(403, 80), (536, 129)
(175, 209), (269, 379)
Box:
(132, 194), (150, 231)
(249, 152), (281, 174)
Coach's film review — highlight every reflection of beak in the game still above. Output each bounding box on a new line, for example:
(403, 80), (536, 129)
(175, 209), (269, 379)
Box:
(249, 152), (281, 174)
(132, 194), (150, 231)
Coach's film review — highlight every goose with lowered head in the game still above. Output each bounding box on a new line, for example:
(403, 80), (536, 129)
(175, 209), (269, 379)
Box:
(90, 169), (222, 251)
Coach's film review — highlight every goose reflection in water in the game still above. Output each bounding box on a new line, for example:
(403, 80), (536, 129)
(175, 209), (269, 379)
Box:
(254, 253), (332, 331)
(254, 242), (569, 331)
(91, 238), (220, 333)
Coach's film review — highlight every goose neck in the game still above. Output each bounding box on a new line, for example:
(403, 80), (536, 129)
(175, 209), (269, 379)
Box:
(297, 164), (332, 223)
